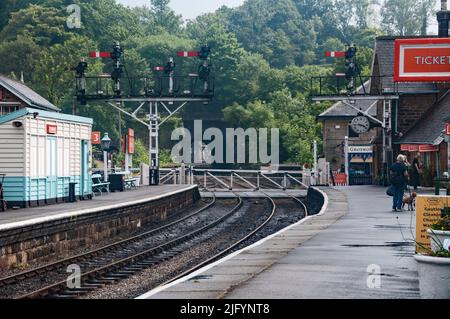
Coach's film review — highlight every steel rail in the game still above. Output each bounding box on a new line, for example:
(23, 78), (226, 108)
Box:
(16, 195), (244, 299)
(0, 196), (217, 289)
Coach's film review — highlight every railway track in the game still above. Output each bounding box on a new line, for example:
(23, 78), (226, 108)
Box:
(1, 175), (308, 299)
(0, 195), (229, 298)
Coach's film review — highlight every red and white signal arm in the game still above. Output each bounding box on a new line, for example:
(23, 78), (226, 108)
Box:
(91, 131), (101, 145)
(127, 128), (135, 155)
(395, 38), (450, 82)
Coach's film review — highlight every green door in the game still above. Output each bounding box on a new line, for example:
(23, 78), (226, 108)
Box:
(46, 137), (57, 200)
(81, 140), (90, 196)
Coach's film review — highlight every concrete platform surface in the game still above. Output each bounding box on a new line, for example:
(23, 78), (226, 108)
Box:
(141, 186), (420, 299)
(0, 185), (196, 230)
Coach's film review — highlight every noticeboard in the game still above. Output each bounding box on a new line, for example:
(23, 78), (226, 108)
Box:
(415, 195), (449, 253)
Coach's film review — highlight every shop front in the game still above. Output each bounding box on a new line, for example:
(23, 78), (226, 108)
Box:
(348, 145), (374, 185)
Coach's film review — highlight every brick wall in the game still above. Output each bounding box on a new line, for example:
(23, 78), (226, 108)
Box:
(322, 119), (377, 171)
(0, 188), (200, 269)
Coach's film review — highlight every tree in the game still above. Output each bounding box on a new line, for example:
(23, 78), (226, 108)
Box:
(381, 0), (437, 36)
(150, 0), (183, 33)
(0, 5), (69, 46)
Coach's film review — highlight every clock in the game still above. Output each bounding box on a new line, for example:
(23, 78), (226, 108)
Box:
(350, 116), (370, 134)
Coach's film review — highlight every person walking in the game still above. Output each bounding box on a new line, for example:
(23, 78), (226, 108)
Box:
(411, 154), (421, 190)
(390, 155), (409, 212)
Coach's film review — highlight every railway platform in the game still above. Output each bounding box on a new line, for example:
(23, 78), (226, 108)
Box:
(0, 185), (196, 230)
(141, 186), (420, 299)
(0, 185), (199, 269)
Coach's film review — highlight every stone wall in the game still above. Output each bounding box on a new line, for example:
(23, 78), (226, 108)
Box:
(0, 187), (200, 269)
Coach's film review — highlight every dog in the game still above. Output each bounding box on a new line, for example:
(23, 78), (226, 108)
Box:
(402, 192), (417, 211)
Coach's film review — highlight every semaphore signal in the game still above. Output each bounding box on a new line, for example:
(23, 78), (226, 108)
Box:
(178, 51), (199, 57)
(325, 51), (346, 58)
(89, 51), (111, 58)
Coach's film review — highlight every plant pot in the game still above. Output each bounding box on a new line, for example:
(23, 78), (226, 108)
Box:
(414, 254), (450, 299)
(428, 229), (450, 253)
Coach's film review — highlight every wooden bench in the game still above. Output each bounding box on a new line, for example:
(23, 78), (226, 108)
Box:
(92, 174), (110, 195)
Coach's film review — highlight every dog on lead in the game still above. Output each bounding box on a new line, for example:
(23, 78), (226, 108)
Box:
(402, 192), (417, 211)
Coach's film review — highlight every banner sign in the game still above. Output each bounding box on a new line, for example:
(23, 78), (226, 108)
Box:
(419, 144), (439, 152)
(395, 38), (450, 82)
(400, 144), (437, 152)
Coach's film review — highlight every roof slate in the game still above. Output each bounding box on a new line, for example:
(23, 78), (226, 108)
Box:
(398, 91), (450, 145)
(318, 81), (377, 119)
(374, 38), (438, 94)
(0, 75), (60, 112)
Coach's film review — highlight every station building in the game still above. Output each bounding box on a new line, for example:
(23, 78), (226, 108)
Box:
(0, 75), (93, 208)
(318, 83), (377, 185)
(320, 36), (450, 186)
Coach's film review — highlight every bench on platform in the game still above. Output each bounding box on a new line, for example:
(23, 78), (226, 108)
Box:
(92, 174), (110, 195)
(124, 177), (138, 191)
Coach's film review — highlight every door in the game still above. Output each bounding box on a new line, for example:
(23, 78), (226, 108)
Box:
(46, 137), (57, 200)
(81, 140), (90, 196)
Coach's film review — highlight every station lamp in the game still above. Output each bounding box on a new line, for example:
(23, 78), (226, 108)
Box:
(101, 133), (111, 182)
(101, 132), (111, 151)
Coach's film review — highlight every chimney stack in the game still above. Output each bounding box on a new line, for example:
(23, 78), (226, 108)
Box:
(437, 0), (450, 37)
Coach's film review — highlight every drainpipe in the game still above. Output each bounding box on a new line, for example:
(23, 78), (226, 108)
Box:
(437, 0), (450, 37)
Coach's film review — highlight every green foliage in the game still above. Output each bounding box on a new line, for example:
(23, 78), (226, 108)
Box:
(0, 0), (430, 167)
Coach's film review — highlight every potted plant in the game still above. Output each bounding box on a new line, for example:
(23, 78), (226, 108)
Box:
(428, 215), (450, 253)
(414, 216), (450, 299)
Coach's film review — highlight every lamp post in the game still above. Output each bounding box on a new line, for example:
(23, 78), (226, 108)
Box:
(101, 133), (111, 182)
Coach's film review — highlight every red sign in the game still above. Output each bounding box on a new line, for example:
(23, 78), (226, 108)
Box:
(419, 144), (439, 153)
(91, 132), (101, 145)
(395, 38), (450, 82)
(401, 144), (419, 152)
(446, 123), (450, 135)
(127, 128), (135, 154)
(333, 173), (348, 186)
(46, 124), (57, 135)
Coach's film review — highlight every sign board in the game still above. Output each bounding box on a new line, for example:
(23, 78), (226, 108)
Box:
(127, 128), (135, 155)
(348, 146), (373, 154)
(416, 196), (449, 253)
(91, 132), (101, 145)
(419, 144), (439, 153)
(395, 38), (450, 82)
(401, 144), (438, 152)
(46, 124), (57, 135)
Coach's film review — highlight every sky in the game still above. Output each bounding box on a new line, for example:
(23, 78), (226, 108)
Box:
(117, 0), (245, 20)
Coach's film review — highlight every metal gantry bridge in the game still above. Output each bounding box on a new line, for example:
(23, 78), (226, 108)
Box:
(72, 43), (215, 185)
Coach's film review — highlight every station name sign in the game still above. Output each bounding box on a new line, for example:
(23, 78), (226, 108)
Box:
(395, 38), (450, 82)
(348, 146), (373, 154)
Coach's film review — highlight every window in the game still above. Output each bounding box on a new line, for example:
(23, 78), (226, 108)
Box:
(0, 105), (19, 116)
(348, 125), (359, 138)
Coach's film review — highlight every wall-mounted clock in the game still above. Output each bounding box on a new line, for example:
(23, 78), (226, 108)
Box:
(350, 116), (370, 134)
